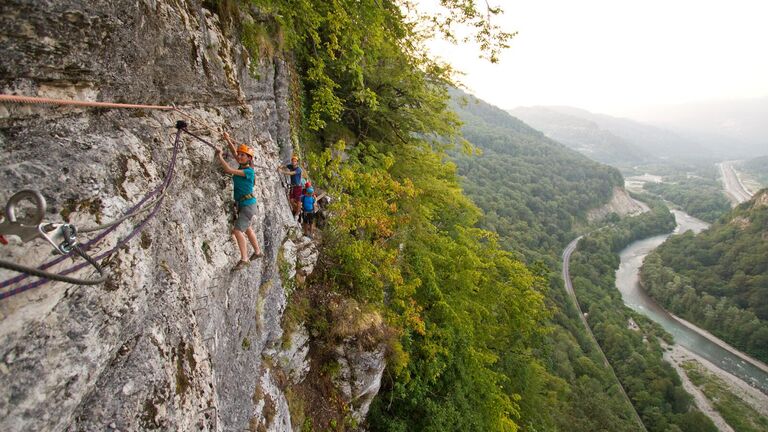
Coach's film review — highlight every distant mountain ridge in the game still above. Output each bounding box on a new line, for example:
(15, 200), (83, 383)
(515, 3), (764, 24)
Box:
(509, 106), (713, 166)
(506, 106), (653, 166)
(631, 97), (768, 158)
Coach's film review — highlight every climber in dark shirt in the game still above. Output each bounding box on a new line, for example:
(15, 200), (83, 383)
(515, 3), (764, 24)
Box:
(277, 155), (302, 219)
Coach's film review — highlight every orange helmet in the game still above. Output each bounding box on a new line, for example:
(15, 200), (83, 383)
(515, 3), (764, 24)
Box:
(237, 144), (255, 158)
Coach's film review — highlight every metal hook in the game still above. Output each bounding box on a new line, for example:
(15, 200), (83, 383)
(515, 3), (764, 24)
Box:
(3, 190), (46, 236)
(0, 190), (78, 254)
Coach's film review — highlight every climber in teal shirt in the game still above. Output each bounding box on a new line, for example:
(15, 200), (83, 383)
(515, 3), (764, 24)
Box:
(216, 141), (263, 271)
(232, 166), (257, 207)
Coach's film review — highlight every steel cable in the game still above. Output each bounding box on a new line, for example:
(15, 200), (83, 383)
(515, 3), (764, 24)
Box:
(0, 245), (107, 294)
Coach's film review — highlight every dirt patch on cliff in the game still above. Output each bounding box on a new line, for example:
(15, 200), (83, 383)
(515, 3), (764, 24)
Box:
(281, 281), (345, 430)
(282, 281), (380, 431)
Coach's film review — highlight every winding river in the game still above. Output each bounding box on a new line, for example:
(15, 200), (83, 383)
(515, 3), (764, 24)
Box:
(615, 209), (768, 394)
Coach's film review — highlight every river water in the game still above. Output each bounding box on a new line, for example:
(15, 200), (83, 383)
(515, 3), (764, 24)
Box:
(615, 209), (768, 394)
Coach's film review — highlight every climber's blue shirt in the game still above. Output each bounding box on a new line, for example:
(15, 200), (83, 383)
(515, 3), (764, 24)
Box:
(233, 166), (257, 207)
(286, 163), (302, 186)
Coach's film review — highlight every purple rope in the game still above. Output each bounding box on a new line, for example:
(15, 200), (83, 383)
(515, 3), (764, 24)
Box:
(0, 127), (184, 298)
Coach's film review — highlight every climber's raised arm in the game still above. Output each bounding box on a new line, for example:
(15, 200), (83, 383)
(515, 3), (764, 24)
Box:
(216, 148), (245, 177)
(221, 132), (238, 158)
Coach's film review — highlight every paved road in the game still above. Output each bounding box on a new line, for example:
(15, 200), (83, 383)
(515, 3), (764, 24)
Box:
(561, 237), (647, 432)
(718, 161), (753, 205)
(562, 237), (591, 338)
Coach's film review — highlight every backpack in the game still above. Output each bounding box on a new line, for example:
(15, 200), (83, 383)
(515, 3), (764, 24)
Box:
(302, 195), (315, 212)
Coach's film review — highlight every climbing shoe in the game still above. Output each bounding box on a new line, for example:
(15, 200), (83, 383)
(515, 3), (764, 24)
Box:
(231, 260), (250, 272)
(249, 251), (263, 261)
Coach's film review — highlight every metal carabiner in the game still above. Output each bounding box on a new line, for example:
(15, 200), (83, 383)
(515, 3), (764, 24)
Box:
(0, 190), (78, 254)
(40, 222), (79, 254)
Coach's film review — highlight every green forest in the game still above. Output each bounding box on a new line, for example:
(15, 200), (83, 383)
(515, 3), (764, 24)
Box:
(640, 190), (768, 363)
(451, 91), (624, 263)
(642, 169), (731, 223)
(447, 93), (722, 431)
(450, 92), (648, 431)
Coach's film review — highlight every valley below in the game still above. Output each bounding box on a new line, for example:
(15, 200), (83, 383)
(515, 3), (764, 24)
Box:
(615, 200), (768, 431)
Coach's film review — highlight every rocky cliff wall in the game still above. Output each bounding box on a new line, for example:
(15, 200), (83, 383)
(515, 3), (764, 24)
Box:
(587, 186), (650, 222)
(0, 1), (356, 431)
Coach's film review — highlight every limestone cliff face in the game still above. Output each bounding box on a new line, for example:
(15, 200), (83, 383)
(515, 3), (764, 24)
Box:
(587, 187), (650, 222)
(0, 1), (383, 431)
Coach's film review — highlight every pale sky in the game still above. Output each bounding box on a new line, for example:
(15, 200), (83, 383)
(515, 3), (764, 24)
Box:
(425, 0), (768, 117)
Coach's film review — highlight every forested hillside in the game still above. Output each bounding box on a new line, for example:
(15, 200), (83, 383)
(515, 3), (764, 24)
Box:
(640, 189), (768, 363)
(642, 167), (731, 223)
(449, 93), (657, 430)
(452, 93), (624, 263)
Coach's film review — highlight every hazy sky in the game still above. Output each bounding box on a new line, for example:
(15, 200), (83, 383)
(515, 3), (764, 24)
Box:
(426, 0), (768, 116)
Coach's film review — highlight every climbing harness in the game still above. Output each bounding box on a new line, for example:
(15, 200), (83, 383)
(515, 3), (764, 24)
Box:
(0, 190), (108, 290)
(237, 193), (255, 203)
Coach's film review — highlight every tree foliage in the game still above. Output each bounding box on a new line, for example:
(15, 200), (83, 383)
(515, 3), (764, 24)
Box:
(306, 109), (548, 431)
(240, 0), (514, 131)
(642, 170), (730, 223)
(447, 91), (659, 431)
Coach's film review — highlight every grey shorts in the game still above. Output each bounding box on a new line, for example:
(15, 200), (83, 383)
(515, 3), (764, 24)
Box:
(234, 203), (257, 232)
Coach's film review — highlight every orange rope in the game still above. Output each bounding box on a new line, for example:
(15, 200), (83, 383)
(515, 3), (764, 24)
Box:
(0, 94), (174, 110)
(0, 93), (227, 146)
